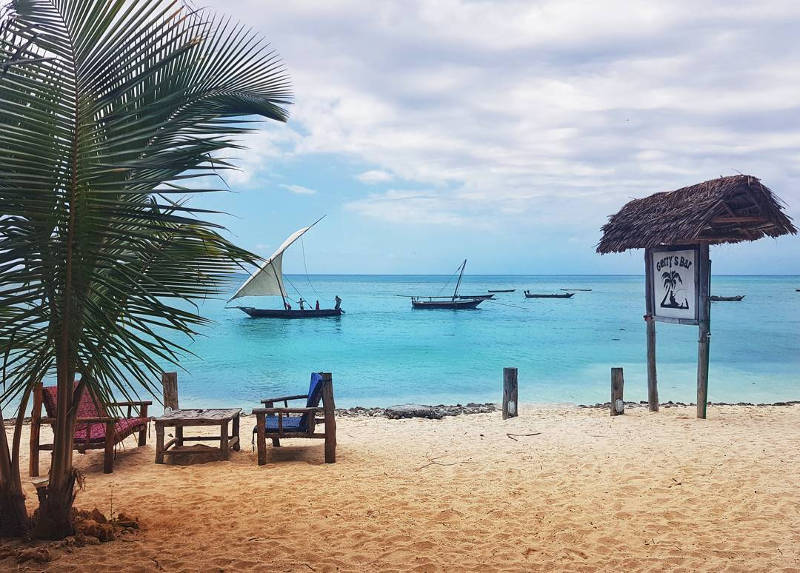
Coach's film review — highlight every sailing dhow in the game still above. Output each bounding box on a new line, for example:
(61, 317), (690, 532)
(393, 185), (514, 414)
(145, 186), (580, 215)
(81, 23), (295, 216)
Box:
(229, 218), (342, 318)
(411, 259), (485, 309)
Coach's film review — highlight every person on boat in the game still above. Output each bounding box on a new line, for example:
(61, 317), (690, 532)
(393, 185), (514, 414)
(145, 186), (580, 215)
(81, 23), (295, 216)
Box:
(334, 295), (342, 310)
(299, 298), (306, 310)
(284, 301), (292, 310)
(315, 300), (320, 310)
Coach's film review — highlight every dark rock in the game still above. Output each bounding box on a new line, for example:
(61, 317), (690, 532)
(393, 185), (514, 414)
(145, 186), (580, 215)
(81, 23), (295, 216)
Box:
(385, 405), (443, 420)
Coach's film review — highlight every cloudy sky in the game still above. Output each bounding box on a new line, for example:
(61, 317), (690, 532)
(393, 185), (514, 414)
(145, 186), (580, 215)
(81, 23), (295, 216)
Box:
(200, 0), (799, 274)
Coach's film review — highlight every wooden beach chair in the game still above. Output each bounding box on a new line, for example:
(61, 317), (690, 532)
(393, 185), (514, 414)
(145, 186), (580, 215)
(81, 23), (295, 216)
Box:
(252, 372), (337, 464)
(30, 382), (151, 475)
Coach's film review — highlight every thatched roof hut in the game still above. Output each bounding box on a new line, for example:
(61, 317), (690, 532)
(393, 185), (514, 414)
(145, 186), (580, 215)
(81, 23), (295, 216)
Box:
(597, 175), (796, 254)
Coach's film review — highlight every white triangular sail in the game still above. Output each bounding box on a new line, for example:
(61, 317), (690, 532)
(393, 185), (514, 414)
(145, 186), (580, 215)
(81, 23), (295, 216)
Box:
(229, 220), (320, 301)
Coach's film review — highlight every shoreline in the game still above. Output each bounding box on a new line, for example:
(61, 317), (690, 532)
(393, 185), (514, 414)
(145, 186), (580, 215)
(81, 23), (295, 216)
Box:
(333, 398), (800, 419)
(7, 398), (800, 427)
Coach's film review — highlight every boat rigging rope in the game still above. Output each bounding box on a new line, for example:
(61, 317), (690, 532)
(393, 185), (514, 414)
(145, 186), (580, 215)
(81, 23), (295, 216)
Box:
(283, 274), (304, 303)
(435, 262), (462, 297)
(300, 237), (322, 299)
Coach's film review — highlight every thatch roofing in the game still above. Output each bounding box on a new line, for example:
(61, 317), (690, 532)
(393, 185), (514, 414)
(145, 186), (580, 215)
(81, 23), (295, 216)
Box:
(597, 175), (796, 254)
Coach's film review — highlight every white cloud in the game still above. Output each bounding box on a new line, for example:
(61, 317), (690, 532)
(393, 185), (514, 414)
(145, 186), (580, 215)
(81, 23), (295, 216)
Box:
(356, 170), (394, 184)
(207, 0), (800, 236)
(280, 184), (318, 195)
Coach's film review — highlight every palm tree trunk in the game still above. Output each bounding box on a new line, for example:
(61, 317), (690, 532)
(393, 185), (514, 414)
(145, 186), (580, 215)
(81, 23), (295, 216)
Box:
(33, 364), (79, 539)
(0, 404), (29, 538)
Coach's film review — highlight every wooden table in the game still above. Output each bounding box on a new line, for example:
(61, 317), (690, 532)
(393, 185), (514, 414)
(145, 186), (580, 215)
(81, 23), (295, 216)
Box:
(154, 408), (241, 464)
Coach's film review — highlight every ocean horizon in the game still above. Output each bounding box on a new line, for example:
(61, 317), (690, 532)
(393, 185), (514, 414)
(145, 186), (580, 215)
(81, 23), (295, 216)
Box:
(153, 273), (800, 412)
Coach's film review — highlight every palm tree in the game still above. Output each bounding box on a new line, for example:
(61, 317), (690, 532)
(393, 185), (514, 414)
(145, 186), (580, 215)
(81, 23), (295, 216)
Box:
(0, 0), (291, 538)
(660, 270), (683, 307)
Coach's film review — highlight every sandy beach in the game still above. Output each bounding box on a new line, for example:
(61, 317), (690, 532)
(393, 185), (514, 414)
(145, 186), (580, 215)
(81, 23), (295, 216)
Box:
(3, 404), (800, 571)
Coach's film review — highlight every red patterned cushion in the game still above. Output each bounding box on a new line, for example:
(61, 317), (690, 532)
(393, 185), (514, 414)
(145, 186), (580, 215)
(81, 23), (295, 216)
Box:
(42, 382), (101, 419)
(74, 417), (147, 444)
(42, 382), (146, 444)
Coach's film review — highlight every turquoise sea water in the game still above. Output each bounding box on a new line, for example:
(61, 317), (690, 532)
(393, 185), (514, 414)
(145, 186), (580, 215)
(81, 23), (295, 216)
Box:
(169, 275), (800, 410)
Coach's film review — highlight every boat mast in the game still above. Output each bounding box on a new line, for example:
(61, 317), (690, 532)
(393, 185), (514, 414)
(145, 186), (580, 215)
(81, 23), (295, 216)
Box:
(453, 259), (467, 301)
(271, 264), (287, 308)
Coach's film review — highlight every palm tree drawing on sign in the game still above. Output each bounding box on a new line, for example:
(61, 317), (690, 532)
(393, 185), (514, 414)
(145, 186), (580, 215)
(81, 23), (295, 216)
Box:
(661, 270), (689, 309)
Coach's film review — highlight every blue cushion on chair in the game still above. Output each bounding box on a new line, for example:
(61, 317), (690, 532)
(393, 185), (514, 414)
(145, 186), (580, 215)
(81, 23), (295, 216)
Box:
(266, 416), (304, 431)
(252, 416), (304, 437)
(306, 373), (324, 408)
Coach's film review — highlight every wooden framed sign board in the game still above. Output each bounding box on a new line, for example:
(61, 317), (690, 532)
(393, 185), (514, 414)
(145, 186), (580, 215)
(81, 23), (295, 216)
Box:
(646, 246), (700, 325)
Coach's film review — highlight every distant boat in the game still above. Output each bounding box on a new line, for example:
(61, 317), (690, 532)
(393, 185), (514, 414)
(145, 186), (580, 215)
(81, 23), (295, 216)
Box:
(561, 288), (592, 292)
(229, 218), (343, 319)
(488, 289), (515, 293)
(412, 260), (485, 309)
(710, 295), (745, 302)
(524, 291), (574, 299)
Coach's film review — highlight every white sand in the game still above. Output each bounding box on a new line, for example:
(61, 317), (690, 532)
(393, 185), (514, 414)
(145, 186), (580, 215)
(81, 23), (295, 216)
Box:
(4, 404), (800, 571)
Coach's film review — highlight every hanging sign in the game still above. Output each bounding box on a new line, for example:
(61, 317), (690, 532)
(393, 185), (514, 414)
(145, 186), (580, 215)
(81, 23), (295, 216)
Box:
(647, 246), (699, 324)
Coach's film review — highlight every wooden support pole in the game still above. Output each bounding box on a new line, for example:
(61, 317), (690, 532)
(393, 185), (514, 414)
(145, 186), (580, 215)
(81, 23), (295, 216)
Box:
(321, 373), (336, 463)
(610, 368), (624, 416)
(29, 384), (42, 477)
(697, 244), (711, 419)
(220, 420), (229, 460)
(255, 412), (267, 466)
(103, 421), (115, 474)
(644, 249), (659, 412)
(502, 367), (518, 419)
(162, 372), (178, 411)
(155, 423), (165, 464)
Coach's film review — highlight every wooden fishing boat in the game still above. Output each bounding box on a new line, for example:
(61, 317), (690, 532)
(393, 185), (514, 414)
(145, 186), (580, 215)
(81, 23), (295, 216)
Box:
(229, 218), (343, 319)
(710, 295), (745, 302)
(488, 289), (515, 293)
(411, 260), (485, 309)
(411, 297), (483, 309)
(561, 288), (592, 292)
(238, 307), (342, 318)
(524, 291), (574, 299)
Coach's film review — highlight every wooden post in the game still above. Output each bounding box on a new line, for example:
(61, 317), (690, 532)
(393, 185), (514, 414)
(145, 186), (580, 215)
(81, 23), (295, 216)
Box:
(644, 249), (659, 412)
(155, 422), (165, 464)
(29, 384), (42, 477)
(696, 244), (711, 419)
(502, 367), (518, 419)
(162, 372), (178, 411)
(320, 373), (336, 463)
(232, 412), (240, 452)
(220, 420), (229, 460)
(103, 421), (115, 474)
(255, 412), (267, 466)
(138, 402), (148, 446)
(610, 368), (624, 416)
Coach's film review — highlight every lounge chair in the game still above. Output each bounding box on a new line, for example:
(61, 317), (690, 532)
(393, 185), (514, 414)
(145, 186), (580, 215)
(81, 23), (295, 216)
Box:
(252, 372), (336, 464)
(30, 382), (151, 475)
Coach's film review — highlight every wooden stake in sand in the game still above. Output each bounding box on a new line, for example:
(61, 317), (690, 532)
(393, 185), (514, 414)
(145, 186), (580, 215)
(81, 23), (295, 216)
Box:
(162, 372), (178, 411)
(502, 367), (518, 420)
(611, 368), (624, 416)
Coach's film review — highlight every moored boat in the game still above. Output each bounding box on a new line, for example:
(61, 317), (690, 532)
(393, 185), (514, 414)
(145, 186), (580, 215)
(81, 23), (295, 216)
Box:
(411, 260), (485, 309)
(411, 297), (483, 309)
(488, 289), (515, 293)
(561, 288), (592, 292)
(710, 295), (745, 302)
(524, 291), (574, 299)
